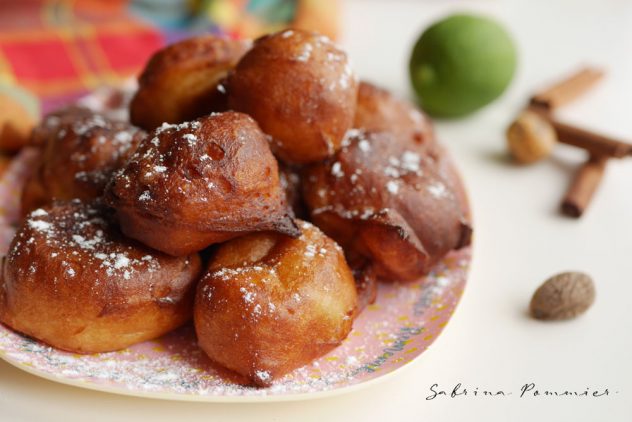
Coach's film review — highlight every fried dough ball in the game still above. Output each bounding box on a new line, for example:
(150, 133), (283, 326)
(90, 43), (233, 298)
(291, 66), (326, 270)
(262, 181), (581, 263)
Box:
(303, 130), (472, 281)
(21, 109), (145, 215)
(130, 35), (250, 131)
(0, 200), (202, 354)
(228, 29), (358, 164)
(194, 220), (357, 386)
(355, 81), (434, 146)
(105, 112), (299, 256)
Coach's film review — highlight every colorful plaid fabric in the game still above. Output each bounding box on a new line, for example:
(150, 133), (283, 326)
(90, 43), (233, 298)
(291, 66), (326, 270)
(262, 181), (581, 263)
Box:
(0, 0), (164, 111)
(0, 0), (338, 113)
(201, 0), (339, 41)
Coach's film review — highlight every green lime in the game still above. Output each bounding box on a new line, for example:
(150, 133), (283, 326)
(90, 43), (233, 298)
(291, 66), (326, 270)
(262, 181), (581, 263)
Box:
(409, 13), (517, 118)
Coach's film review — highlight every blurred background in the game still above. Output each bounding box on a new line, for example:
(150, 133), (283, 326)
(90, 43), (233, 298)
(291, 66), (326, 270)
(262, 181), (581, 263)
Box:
(0, 0), (340, 113)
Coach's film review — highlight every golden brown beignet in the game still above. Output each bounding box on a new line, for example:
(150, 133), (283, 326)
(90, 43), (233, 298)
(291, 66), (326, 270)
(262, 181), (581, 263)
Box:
(0, 200), (201, 354)
(194, 220), (357, 386)
(228, 29), (358, 164)
(21, 109), (144, 215)
(303, 130), (472, 281)
(105, 112), (299, 256)
(130, 35), (250, 131)
(355, 81), (435, 147)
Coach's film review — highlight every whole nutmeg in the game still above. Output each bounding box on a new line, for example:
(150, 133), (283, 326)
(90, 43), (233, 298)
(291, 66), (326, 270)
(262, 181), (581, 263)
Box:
(506, 110), (557, 164)
(530, 271), (595, 320)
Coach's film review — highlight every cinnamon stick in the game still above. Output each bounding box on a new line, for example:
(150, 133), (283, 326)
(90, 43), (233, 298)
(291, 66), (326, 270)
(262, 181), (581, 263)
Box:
(551, 119), (632, 158)
(561, 155), (607, 218)
(527, 107), (632, 159)
(530, 67), (604, 110)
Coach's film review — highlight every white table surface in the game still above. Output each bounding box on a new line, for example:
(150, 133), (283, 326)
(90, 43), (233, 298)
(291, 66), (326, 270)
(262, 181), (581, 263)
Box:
(1, 1), (631, 421)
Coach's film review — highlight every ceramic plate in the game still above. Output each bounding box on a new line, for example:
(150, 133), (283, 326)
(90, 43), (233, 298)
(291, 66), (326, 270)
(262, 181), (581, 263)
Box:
(0, 105), (471, 402)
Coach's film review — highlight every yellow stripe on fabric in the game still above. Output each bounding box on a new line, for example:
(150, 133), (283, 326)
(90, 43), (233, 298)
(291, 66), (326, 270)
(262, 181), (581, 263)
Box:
(0, 50), (16, 85)
(72, 22), (120, 86)
(0, 24), (152, 43)
(54, 0), (100, 90)
(17, 77), (89, 96)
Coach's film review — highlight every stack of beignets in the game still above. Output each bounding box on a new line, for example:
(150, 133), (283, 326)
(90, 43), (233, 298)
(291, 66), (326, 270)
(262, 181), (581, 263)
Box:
(0, 29), (472, 387)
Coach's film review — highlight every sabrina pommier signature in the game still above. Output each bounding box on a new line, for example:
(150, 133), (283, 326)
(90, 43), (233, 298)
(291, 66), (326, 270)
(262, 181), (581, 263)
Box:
(425, 383), (619, 400)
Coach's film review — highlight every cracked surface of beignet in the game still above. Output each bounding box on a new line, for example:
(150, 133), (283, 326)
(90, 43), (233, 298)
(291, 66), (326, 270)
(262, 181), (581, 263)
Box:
(105, 112), (299, 256)
(228, 29), (358, 164)
(303, 130), (472, 281)
(130, 35), (250, 131)
(194, 220), (357, 387)
(21, 109), (144, 215)
(0, 200), (201, 354)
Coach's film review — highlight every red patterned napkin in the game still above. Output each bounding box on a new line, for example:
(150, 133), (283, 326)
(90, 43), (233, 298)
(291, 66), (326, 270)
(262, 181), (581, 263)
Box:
(0, 0), (163, 111)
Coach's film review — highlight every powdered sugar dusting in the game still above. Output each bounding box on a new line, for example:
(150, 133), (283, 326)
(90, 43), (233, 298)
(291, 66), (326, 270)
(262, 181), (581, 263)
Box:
(28, 219), (52, 232)
(155, 121), (201, 135)
(296, 42), (313, 62)
(12, 201), (162, 281)
(386, 180), (399, 194)
(331, 162), (344, 178)
(381, 151), (424, 180)
(427, 181), (448, 198)
(31, 209), (48, 217)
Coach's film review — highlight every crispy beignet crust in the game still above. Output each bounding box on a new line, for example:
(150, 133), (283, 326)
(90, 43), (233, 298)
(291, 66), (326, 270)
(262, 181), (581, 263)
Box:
(355, 81), (435, 147)
(130, 36), (250, 131)
(194, 220), (357, 387)
(105, 112), (299, 256)
(0, 200), (202, 354)
(228, 29), (358, 164)
(21, 109), (144, 215)
(303, 130), (472, 281)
